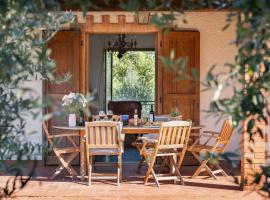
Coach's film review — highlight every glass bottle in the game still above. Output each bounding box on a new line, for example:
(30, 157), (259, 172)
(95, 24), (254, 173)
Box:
(134, 109), (138, 126)
(79, 110), (84, 126)
(149, 104), (155, 123)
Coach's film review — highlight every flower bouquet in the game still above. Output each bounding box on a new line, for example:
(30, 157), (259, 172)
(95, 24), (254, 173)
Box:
(62, 92), (88, 126)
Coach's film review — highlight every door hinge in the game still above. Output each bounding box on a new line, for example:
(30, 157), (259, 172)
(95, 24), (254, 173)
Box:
(159, 96), (163, 103)
(80, 40), (83, 46)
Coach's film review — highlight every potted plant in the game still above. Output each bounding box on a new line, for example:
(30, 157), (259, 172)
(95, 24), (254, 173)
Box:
(62, 92), (88, 127)
(170, 106), (182, 120)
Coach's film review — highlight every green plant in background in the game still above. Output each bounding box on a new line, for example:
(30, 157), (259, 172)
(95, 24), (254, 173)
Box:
(170, 106), (181, 117)
(112, 51), (155, 102)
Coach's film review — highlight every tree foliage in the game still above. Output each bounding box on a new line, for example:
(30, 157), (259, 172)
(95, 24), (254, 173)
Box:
(0, 0), (73, 197)
(112, 51), (155, 102)
(203, 0), (270, 132)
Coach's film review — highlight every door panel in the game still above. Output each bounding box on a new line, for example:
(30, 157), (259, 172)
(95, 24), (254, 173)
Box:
(162, 31), (200, 165)
(164, 96), (196, 121)
(162, 31), (200, 124)
(47, 32), (80, 94)
(44, 31), (81, 165)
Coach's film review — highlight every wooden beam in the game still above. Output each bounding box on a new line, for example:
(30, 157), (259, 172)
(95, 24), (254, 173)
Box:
(84, 15), (159, 33)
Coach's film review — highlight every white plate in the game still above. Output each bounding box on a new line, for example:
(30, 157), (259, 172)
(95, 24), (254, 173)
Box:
(143, 125), (160, 128)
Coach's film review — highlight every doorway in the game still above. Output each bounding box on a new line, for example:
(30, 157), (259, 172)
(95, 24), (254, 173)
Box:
(89, 34), (156, 113)
(89, 33), (156, 163)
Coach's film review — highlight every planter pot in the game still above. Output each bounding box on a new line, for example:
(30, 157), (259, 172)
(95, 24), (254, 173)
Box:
(68, 114), (76, 127)
(169, 115), (183, 121)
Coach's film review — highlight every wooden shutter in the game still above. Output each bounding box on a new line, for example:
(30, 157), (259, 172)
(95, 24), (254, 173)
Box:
(162, 31), (200, 124)
(44, 30), (81, 165)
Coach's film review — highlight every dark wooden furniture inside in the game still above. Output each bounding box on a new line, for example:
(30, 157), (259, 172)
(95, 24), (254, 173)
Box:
(108, 101), (142, 147)
(108, 101), (142, 119)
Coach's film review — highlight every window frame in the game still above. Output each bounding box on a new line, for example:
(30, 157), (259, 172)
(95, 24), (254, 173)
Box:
(105, 48), (156, 111)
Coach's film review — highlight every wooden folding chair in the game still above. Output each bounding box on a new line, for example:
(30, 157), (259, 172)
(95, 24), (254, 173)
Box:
(141, 121), (192, 187)
(42, 122), (79, 179)
(92, 115), (121, 122)
(92, 115), (123, 166)
(188, 119), (233, 180)
(85, 121), (123, 186)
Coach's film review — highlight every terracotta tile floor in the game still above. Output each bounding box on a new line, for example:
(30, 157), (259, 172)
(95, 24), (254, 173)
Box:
(0, 164), (263, 200)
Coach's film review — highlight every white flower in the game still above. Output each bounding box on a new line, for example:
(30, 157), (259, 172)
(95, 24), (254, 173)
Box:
(62, 92), (88, 113)
(69, 92), (76, 98)
(62, 95), (67, 101)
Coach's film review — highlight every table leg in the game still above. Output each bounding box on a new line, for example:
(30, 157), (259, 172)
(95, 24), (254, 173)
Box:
(170, 156), (176, 174)
(80, 136), (86, 180)
(168, 155), (178, 184)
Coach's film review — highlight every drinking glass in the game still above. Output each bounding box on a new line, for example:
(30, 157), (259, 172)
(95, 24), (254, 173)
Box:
(99, 111), (105, 120)
(107, 110), (113, 120)
(142, 112), (148, 124)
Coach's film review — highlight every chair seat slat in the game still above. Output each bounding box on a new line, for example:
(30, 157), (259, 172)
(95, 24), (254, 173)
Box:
(88, 145), (119, 148)
(165, 127), (173, 145)
(160, 127), (167, 145)
(101, 126), (106, 145)
(95, 127), (100, 145)
(180, 127), (187, 144)
(107, 127), (112, 144)
(171, 127), (178, 144)
(158, 144), (184, 149)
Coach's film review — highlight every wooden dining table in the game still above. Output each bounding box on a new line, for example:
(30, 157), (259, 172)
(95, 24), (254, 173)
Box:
(52, 124), (204, 179)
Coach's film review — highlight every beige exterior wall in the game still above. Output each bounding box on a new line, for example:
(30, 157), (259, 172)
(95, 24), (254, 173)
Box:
(22, 77), (43, 160)
(25, 11), (239, 160)
(175, 12), (240, 156)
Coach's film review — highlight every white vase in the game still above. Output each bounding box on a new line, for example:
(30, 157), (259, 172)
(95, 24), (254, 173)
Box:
(68, 114), (76, 127)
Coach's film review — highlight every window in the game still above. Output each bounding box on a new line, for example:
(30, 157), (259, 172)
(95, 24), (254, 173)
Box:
(105, 50), (155, 113)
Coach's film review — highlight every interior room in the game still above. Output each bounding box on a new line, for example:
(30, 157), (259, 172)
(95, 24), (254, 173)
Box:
(89, 33), (156, 162)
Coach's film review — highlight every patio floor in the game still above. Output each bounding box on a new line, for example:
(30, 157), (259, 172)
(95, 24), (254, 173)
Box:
(0, 163), (263, 200)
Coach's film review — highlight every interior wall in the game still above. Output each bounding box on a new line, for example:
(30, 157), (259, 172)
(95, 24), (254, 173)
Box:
(89, 34), (156, 114)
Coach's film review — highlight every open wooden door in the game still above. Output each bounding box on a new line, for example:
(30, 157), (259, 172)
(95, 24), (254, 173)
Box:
(162, 31), (200, 165)
(44, 30), (81, 165)
(162, 31), (200, 124)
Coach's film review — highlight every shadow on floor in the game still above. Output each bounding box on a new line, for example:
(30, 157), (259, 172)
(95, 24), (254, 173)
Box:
(7, 162), (240, 191)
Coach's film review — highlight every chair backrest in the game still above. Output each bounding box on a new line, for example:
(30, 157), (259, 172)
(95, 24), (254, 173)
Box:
(157, 121), (192, 149)
(85, 121), (120, 149)
(217, 119), (234, 151)
(92, 115), (121, 122)
(42, 122), (53, 144)
(108, 101), (142, 118)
